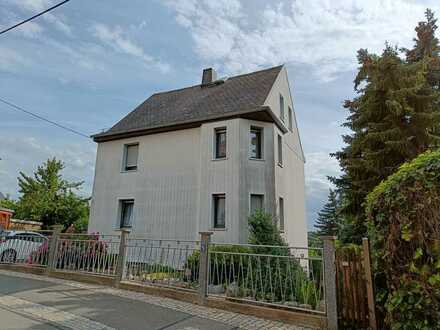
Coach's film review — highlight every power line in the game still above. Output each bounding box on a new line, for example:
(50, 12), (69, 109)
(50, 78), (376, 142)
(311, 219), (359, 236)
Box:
(0, 0), (71, 36)
(0, 97), (90, 139)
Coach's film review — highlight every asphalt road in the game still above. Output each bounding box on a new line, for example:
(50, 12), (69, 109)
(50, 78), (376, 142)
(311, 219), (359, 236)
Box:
(0, 273), (236, 330)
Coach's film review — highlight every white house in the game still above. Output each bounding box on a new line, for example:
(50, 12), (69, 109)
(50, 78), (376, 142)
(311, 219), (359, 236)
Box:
(89, 65), (307, 247)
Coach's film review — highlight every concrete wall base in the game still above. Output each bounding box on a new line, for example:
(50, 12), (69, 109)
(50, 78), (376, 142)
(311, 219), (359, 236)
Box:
(0, 264), (327, 329)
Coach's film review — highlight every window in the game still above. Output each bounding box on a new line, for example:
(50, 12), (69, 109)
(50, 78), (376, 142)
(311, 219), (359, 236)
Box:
(279, 94), (285, 122)
(250, 127), (263, 159)
(277, 134), (283, 165)
(250, 194), (264, 215)
(123, 144), (138, 171)
(213, 194), (226, 229)
(279, 197), (284, 231)
(119, 200), (134, 228)
(214, 128), (227, 159)
(288, 107), (293, 131)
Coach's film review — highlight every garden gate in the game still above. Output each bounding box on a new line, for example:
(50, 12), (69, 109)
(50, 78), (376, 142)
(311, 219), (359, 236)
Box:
(335, 238), (377, 329)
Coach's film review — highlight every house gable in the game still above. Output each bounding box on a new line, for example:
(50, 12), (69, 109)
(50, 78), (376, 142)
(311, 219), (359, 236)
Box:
(263, 66), (305, 163)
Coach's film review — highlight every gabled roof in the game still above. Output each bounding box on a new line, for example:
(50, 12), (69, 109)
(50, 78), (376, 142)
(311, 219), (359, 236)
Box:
(93, 65), (285, 142)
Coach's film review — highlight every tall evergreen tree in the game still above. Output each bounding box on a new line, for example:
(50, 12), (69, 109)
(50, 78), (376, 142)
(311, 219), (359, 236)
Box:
(331, 10), (440, 242)
(315, 189), (339, 236)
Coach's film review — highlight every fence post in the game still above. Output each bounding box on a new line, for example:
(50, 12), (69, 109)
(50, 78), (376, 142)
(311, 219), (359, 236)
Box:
(362, 238), (377, 330)
(46, 225), (63, 273)
(198, 231), (212, 304)
(114, 229), (130, 287)
(321, 236), (338, 330)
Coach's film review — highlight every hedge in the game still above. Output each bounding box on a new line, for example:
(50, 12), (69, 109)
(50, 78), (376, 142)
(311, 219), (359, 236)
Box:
(366, 150), (440, 329)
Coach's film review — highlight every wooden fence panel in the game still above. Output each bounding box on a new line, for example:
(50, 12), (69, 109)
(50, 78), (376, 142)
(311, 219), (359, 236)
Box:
(335, 243), (376, 329)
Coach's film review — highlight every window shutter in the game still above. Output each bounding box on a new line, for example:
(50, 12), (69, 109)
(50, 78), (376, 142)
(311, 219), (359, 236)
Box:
(126, 145), (138, 168)
(250, 194), (264, 214)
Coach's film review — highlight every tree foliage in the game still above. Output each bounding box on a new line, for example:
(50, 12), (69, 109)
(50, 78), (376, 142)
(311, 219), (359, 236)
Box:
(248, 209), (287, 253)
(332, 9), (440, 242)
(2, 158), (89, 229)
(366, 150), (440, 329)
(314, 189), (339, 236)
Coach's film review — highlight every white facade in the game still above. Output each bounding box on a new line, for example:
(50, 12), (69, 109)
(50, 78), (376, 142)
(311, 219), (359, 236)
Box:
(89, 67), (307, 247)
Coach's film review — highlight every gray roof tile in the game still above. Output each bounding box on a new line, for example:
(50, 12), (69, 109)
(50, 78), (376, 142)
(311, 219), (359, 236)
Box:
(93, 65), (282, 141)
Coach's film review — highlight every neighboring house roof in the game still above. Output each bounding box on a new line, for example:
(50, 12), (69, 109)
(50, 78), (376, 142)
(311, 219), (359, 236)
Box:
(93, 65), (286, 142)
(0, 207), (14, 214)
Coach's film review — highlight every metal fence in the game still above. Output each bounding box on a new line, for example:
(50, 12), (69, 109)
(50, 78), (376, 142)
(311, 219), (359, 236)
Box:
(0, 231), (52, 267)
(124, 238), (201, 291)
(0, 229), (336, 323)
(208, 243), (325, 313)
(53, 234), (120, 275)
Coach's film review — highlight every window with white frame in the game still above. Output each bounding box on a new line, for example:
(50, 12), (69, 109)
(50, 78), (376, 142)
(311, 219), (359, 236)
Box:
(214, 128), (227, 159)
(279, 94), (285, 122)
(213, 194), (226, 229)
(119, 199), (134, 228)
(279, 197), (284, 231)
(250, 127), (263, 159)
(123, 144), (138, 171)
(288, 106), (293, 131)
(250, 194), (264, 215)
(277, 134), (283, 165)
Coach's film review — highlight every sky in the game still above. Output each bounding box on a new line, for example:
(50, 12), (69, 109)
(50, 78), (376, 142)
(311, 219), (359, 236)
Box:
(1, 0), (439, 230)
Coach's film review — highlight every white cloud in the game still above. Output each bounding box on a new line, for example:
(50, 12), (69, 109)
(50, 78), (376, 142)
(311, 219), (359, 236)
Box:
(166, 0), (440, 81)
(6, 0), (72, 36)
(92, 23), (170, 73)
(304, 151), (341, 228)
(305, 151), (340, 196)
(0, 47), (32, 72)
(0, 136), (95, 198)
(15, 21), (43, 38)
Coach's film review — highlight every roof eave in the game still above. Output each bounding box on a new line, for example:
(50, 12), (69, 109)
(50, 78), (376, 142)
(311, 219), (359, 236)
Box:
(92, 106), (287, 142)
(0, 207), (14, 214)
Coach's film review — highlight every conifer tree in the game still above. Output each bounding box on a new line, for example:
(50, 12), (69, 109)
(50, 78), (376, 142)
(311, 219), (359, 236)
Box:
(332, 9), (440, 242)
(315, 189), (339, 236)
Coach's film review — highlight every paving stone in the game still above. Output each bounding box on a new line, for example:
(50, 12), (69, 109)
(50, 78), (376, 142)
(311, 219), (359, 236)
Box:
(0, 270), (314, 330)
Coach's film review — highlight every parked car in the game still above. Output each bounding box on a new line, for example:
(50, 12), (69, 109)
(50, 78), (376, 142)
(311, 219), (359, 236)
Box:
(0, 231), (47, 263)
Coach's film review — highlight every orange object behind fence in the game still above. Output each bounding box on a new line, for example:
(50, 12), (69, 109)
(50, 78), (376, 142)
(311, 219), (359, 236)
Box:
(0, 208), (14, 230)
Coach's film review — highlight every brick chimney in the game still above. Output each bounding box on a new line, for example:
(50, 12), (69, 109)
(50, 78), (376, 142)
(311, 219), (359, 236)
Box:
(201, 68), (217, 85)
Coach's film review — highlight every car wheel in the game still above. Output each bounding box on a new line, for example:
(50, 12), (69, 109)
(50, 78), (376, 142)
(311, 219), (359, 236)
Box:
(1, 249), (17, 263)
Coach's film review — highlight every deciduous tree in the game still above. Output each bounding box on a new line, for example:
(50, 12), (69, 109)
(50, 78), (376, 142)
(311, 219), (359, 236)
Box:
(11, 158), (89, 229)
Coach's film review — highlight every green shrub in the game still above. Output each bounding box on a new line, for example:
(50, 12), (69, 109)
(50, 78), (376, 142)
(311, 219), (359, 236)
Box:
(185, 210), (322, 308)
(248, 209), (287, 251)
(366, 150), (440, 329)
(72, 217), (88, 233)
